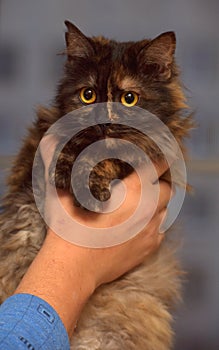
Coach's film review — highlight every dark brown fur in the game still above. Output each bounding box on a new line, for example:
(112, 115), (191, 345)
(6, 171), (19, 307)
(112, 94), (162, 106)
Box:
(0, 21), (193, 349)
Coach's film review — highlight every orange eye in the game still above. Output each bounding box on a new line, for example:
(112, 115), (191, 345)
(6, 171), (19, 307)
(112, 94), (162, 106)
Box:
(80, 87), (97, 104)
(121, 91), (138, 107)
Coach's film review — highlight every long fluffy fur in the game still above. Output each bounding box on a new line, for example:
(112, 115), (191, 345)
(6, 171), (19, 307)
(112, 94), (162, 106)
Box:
(0, 23), (193, 349)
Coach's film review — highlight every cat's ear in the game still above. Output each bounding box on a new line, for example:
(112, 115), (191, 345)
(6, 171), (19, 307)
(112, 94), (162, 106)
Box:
(65, 20), (94, 58)
(138, 32), (176, 80)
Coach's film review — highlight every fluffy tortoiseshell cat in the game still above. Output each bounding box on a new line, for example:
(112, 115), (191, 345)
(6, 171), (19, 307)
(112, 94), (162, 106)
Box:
(0, 21), (193, 349)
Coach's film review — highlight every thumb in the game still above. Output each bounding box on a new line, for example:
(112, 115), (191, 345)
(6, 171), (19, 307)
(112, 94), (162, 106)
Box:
(39, 135), (58, 178)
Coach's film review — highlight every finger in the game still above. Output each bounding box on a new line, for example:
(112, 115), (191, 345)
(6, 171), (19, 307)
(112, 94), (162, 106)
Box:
(156, 180), (172, 213)
(153, 159), (170, 180)
(146, 210), (166, 246)
(40, 135), (58, 171)
(158, 231), (165, 244)
(142, 159), (171, 185)
(159, 208), (168, 235)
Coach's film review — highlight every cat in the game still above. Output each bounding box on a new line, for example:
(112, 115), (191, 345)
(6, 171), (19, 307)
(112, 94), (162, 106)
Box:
(0, 21), (193, 349)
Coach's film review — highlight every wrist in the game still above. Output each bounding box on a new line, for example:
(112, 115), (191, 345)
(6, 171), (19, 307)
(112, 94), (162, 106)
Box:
(45, 228), (96, 294)
(15, 228), (95, 336)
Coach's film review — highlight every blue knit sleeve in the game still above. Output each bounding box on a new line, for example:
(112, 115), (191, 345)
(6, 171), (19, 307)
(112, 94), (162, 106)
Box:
(0, 293), (70, 350)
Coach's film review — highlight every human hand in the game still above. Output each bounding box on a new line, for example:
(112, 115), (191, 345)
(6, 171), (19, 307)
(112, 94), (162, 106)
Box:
(40, 135), (172, 290)
(15, 135), (173, 336)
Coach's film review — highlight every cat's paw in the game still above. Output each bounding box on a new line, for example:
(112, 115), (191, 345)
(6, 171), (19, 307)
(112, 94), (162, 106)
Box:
(48, 154), (112, 211)
(72, 170), (112, 212)
(49, 154), (73, 191)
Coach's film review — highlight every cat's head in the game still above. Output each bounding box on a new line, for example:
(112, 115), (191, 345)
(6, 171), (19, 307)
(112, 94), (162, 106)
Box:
(55, 21), (189, 136)
(42, 22), (193, 198)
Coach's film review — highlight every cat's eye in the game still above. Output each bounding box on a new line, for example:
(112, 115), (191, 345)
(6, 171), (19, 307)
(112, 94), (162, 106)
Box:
(80, 87), (97, 104)
(121, 91), (138, 107)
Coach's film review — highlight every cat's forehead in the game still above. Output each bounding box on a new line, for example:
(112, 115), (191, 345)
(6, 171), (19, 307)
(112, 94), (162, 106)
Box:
(92, 36), (134, 62)
(91, 37), (140, 88)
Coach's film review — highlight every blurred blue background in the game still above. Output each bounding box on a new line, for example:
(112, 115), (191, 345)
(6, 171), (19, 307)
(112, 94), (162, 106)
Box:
(0, 1), (219, 348)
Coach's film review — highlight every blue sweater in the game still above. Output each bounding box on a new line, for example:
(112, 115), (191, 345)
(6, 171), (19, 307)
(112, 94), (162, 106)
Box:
(0, 294), (70, 349)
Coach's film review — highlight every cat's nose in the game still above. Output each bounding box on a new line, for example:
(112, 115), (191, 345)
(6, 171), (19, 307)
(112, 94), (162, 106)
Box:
(107, 102), (116, 121)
